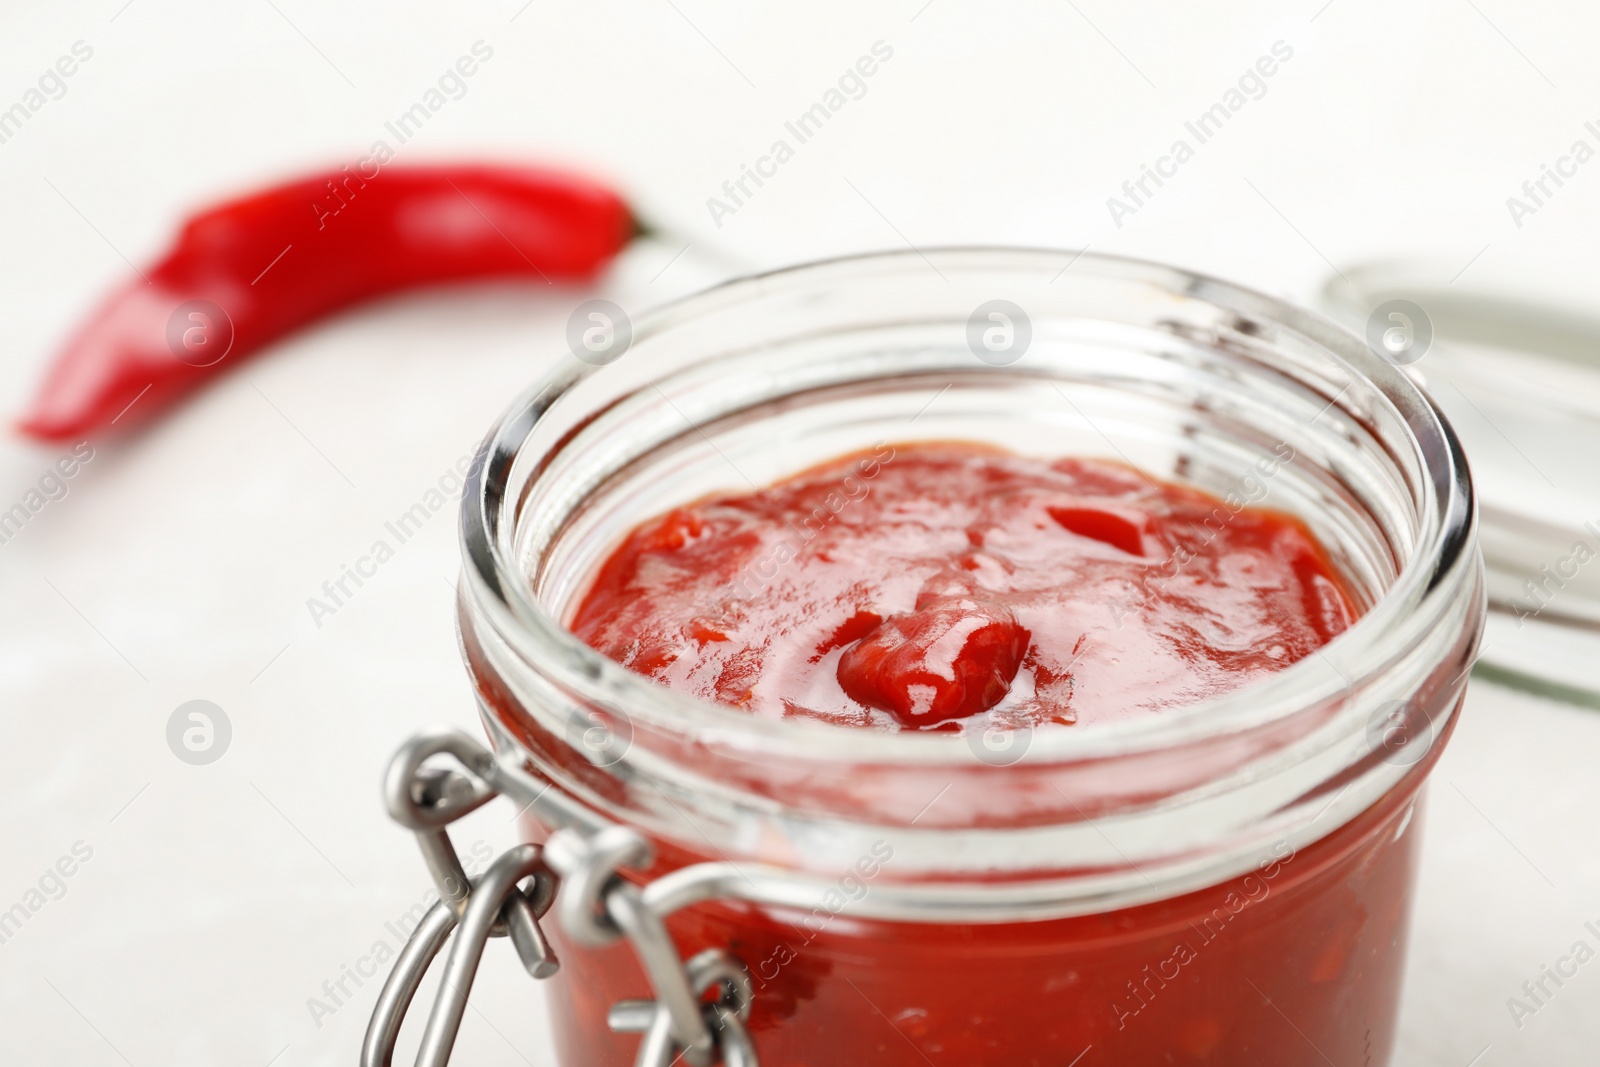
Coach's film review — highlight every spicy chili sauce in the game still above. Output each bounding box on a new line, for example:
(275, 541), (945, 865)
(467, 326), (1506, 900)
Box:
(571, 442), (1354, 731)
(548, 442), (1413, 1067)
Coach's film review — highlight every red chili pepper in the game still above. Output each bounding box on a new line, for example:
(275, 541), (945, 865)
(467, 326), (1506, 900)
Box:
(19, 164), (638, 441)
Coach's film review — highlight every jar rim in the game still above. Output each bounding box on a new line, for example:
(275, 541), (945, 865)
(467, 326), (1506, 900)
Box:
(459, 246), (1477, 771)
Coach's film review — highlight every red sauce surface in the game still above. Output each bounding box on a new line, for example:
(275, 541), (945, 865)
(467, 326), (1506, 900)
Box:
(539, 442), (1416, 1066)
(572, 442), (1355, 730)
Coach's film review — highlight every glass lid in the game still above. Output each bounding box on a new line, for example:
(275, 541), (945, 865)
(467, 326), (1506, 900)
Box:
(1321, 260), (1600, 706)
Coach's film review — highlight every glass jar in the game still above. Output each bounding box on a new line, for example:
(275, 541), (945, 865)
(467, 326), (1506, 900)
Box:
(456, 249), (1484, 1066)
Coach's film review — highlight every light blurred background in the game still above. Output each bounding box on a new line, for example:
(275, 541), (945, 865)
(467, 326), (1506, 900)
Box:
(2, 2), (1597, 1064)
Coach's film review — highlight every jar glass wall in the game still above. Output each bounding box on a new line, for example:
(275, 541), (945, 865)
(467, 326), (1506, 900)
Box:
(457, 249), (1484, 1066)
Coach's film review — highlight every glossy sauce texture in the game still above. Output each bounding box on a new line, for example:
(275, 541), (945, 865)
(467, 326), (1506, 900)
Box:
(572, 443), (1355, 729)
(532, 443), (1431, 1065)
(538, 783), (1425, 1067)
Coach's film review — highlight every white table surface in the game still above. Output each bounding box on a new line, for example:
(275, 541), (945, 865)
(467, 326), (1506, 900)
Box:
(3, 2), (1599, 1064)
